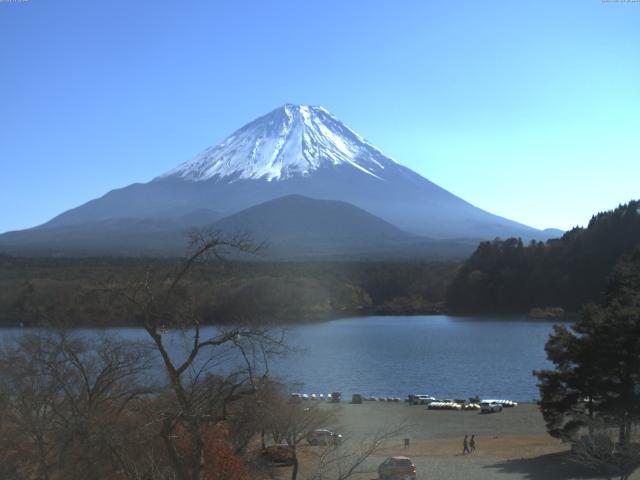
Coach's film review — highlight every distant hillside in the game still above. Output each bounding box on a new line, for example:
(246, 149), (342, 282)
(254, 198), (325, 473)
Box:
(0, 209), (221, 256)
(214, 194), (410, 242)
(212, 195), (476, 260)
(446, 200), (640, 313)
(0, 195), (477, 260)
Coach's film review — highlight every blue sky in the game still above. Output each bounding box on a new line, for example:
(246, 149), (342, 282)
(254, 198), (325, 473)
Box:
(1, 0), (638, 233)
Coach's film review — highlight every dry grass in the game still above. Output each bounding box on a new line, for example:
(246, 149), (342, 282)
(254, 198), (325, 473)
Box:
(376, 433), (567, 460)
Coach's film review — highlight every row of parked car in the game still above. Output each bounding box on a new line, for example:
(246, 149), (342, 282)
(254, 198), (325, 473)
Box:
(408, 394), (518, 413)
(290, 392), (404, 404)
(290, 392), (345, 403)
(291, 391), (517, 413)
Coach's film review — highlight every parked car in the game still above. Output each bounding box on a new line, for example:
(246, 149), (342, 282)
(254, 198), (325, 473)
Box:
(307, 429), (343, 446)
(264, 444), (295, 465)
(290, 393), (302, 403)
(377, 456), (417, 480)
(480, 401), (503, 413)
(330, 391), (342, 403)
(351, 393), (363, 404)
(408, 394), (435, 405)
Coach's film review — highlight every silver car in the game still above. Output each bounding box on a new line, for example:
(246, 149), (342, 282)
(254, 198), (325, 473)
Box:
(480, 401), (503, 413)
(307, 429), (343, 446)
(408, 394), (435, 405)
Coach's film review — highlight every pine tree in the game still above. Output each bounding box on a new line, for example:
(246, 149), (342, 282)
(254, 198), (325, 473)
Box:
(535, 246), (640, 443)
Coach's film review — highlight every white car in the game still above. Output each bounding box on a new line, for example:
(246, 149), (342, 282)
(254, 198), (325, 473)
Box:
(409, 394), (435, 405)
(480, 401), (503, 413)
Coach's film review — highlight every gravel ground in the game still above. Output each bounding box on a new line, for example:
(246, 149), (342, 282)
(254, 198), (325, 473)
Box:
(284, 401), (638, 480)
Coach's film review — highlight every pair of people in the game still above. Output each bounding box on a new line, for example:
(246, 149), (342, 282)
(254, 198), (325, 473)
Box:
(462, 434), (476, 455)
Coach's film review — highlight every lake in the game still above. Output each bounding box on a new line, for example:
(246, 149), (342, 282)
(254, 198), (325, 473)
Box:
(277, 315), (559, 402)
(0, 315), (562, 402)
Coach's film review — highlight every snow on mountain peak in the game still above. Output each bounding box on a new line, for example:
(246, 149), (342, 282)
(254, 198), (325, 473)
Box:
(157, 104), (400, 182)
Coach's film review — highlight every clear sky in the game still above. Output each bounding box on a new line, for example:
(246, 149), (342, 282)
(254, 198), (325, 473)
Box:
(1, 0), (638, 234)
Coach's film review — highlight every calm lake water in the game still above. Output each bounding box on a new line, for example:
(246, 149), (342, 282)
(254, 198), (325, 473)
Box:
(277, 315), (559, 402)
(0, 315), (561, 402)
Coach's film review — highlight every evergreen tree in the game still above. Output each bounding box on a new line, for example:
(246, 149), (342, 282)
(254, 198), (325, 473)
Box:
(535, 246), (640, 443)
(448, 200), (640, 313)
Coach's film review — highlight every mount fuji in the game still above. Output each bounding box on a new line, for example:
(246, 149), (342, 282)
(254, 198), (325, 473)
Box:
(0, 104), (559, 257)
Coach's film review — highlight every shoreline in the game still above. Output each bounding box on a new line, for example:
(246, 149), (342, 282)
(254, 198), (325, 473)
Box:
(0, 310), (577, 329)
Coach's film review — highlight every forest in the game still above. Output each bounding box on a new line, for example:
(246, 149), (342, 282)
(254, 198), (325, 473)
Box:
(447, 200), (640, 313)
(0, 254), (457, 327)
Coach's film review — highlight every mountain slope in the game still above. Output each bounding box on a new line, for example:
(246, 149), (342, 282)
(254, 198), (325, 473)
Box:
(159, 105), (394, 182)
(0, 195), (476, 259)
(0, 209), (221, 256)
(0, 104), (560, 257)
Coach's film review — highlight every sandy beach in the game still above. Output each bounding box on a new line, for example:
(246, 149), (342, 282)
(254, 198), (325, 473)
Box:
(283, 401), (628, 480)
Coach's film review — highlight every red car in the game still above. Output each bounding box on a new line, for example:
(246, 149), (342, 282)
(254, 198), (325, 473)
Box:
(378, 456), (417, 480)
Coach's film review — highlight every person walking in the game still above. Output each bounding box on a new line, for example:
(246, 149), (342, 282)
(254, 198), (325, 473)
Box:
(470, 434), (476, 452)
(462, 435), (470, 455)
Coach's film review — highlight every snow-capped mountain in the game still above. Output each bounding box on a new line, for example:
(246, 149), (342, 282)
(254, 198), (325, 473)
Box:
(0, 104), (561, 257)
(158, 104), (396, 182)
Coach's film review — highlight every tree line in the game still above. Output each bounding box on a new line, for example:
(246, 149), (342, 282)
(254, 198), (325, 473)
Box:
(447, 200), (640, 313)
(0, 254), (457, 327)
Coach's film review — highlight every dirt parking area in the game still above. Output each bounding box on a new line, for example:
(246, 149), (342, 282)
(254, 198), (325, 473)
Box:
(283, 402), (635, 480)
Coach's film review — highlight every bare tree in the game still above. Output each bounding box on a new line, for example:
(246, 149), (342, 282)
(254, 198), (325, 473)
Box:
(572, 430), (640, 480)
(252, 382), (407, 480)
(0, 331), (156, 480)
(115, 230), (288, 480)
(0, 231), (292, 480)
(265, 399), (338, 480)
(311, 422), (407, 480)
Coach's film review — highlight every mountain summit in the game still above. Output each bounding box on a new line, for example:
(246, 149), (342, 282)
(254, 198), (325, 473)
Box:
(158, 104), (396, 182)
(0, 104), (560, 256)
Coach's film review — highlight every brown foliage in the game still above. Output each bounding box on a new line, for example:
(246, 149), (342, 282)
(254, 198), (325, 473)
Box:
(202, 424), (250, 480)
